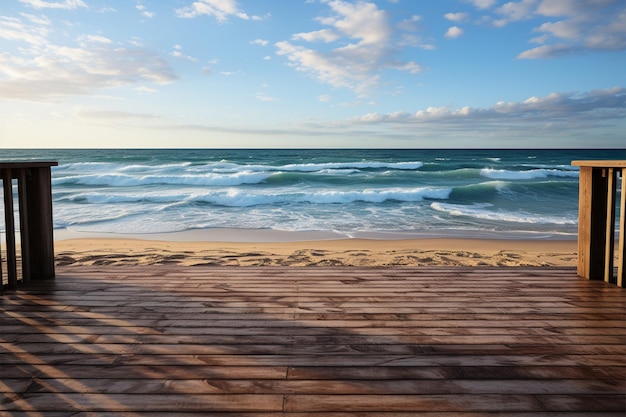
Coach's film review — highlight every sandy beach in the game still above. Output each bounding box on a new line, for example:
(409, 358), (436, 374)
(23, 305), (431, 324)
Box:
(54, 235), (578, 267)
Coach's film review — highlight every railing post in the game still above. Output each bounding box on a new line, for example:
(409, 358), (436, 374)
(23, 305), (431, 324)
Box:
(572, 160), (626, 287)
(24, 166), (56, 280)
(0, 162), (58, 292)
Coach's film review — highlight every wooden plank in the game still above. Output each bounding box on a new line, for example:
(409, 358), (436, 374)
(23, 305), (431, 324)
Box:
(0, 161), (58, 170)
(572, 160), (626, 168)
(1, 266), (625, 415)
(283, 393), (626, 412)
(577, 166), (593, 278)
(0, 393), (284, 412)
(4, 377), (619, 396)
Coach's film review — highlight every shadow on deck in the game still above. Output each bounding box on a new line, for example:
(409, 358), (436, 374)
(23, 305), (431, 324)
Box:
(1, 266), (625, 415)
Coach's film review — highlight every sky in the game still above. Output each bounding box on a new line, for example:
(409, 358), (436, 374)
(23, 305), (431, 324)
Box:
(0, 0), (624, 149)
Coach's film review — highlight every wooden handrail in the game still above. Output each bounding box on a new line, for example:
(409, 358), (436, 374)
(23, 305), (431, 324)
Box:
(1, 161), (58, 293)
(572, 160), (625, 287)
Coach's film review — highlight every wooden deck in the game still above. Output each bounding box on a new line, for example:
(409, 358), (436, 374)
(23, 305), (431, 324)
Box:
(1, 266), (625, 415)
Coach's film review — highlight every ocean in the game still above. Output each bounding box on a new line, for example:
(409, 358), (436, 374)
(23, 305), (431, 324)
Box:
(1, 148), (624, 240)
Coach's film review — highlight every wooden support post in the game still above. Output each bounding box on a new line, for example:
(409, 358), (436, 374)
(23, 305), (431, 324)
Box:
(25, 166), (56, 280)
(573, 160), (626, 287)
(575, 165), (608, 280)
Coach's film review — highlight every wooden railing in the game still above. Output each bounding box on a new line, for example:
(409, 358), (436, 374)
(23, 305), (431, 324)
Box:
(572, 160), (625, 287)
(0, 161), (58, 293)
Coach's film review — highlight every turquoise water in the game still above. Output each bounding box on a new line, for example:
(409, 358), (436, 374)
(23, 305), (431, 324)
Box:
(1, 148), (623, 239)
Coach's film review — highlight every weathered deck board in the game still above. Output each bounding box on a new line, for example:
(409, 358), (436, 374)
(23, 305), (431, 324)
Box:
(1, 266), (625, 415)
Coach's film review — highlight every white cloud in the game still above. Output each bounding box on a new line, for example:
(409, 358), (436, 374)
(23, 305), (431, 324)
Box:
(353, 88), (626, 125)
(275, 41), (367, 92)
(530, 34), (550, 44)
(318, 95), (331, 102)
(256, 92), (277, 102)
(19, 13), (52, 26)
(536, 0), (616, 17)
(78, 34), (112, 44)
(517, 0), (626, 58)
(316, 0), (390, 45)
(175, 0), (262, 21)
(18, 0), (86, 9)
(170, 45), (197, 61)
(444, 12), (469, 22)
(0, 15), (177, 101)
(78, 110), (158, 119)
(0, 45), (177, 101)
(445, 26), (464, 39)
(0, 15), (49, 45)
(536, 20), (581, 40)
(390, 62), (423, 74)
(465, 0), (626, 57)
(396, 15), (421, 31)
(250, 38), (269, 46)
(466, 0), (497, 9)
(135, 86), (157, 93)
(275, 0), (422, 95)
(170, 50), (197, 61)
(396, 15), (432, 49)
(493, 0), (537, 27)
(136, 2), (155, 18)
(291, 29), (339, 43)
(517, 44), (579, 59)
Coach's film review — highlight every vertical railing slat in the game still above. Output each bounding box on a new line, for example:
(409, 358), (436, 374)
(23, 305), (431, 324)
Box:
(18, 169), (31, 285)
(604, 168), (615, 283)
(2, 169), (18, 289)
(618, 170), (625, 287)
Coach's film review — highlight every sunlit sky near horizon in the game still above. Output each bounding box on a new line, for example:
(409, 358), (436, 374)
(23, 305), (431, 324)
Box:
(0, 0), (625, 149)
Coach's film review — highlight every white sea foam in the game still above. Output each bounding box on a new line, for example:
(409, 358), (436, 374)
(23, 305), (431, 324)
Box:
(52, 160), (423, 187)
(430, 202), (577, 225)
(187, 161), (424, 173)
(53, 171), (275, 187)
(191, 187), (451, 207)
(480, 168), (579, 180)
(61, 187), (453, 208)
(63, 191), (192, 204)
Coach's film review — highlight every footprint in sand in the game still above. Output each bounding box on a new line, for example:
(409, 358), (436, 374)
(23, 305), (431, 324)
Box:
(55, 255), (77, 266)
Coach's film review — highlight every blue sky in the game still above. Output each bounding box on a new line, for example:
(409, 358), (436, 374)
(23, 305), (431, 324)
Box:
(0, 0), (624, 148)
